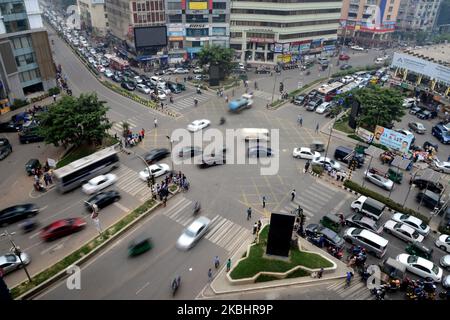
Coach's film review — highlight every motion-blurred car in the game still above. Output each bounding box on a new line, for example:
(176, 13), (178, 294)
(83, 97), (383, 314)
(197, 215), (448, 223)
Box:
(396, 254), (443, 282)
(292, 147), (320, 160)
(174, 68), (189, 74)
(84, 190), (121, 211)
(0, 204), (39, 226)
(0, 252), (31, 274)
(144, 148), (170, 164)
(340, 64), (352, 70)
(187, 119), (211, 132)
(339, 54), (350, 61)
(176, 216), (211, 250)
(248, 146), (273, 158)
(178, 146), (202, 158)
(383, 220), (424, 243)
(364, 170), (394, 191)
(41, 218), (87, 241)
(139, 164), (170, 181)
(82, 174), (118, 195)
(199, 153), (226, 168)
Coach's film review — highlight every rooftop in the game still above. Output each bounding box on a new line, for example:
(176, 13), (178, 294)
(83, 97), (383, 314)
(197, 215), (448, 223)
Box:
(403, 44), (450, 66)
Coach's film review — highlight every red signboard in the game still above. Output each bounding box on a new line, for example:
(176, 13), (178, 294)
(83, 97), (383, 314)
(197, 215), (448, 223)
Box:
(182, 0), (186, 10)
(209, 0), (213, 9)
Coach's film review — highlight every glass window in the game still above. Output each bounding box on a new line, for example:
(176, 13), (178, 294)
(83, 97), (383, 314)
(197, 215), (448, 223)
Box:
(388, 6), (393, 12)
(186, 14), (209, 23)
(168, 2), (181, 10)
(213, 2), (227, 9)
(212, 27), (226, 36)
(168, 14), (182, 23)
(212, 14), (226, 23)
(191, 41), (201, 47)
(186, 28), (209, 37)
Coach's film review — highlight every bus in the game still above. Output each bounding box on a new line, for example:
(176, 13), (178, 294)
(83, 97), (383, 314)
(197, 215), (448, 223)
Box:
(53, 146), (120, 193)
(318, 81), (344, 101)
(228, 96), (253, 112)
(109, 56), (129, 71)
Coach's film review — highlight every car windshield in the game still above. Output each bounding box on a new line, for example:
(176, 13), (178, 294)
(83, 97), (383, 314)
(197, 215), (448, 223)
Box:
(5, 254), (17, 262)
(431, 264), (439, 275)
(420, 222), (427, 229)
(184, 229), (196, 238)
(407, 255), (418, 263)
(411, 230), (420, 239)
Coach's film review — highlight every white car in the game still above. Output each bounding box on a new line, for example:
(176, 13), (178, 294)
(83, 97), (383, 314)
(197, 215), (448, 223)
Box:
(157, 90), (167, 100)
(97, 65), (106, 73)
(157, 83), (171, 95)
(193, 67), (203, 74)
(391, 213), (430, 236)
(0, 252), (31, 274)
(364, 170), (394, 191)
(187, 119), (211, 132)
(435, 234), (450, 252)
(104, 69), (114, 78)
(176, 216), (211, 250)
(351, 45), (364, 51)
(89, 48), (96, 55)
(137, 84), (151, 94)
(292, 147), (320, 160)
(138, 163), (170, 181)
(316, 102), (331, 114)
(133, 76), (143, 84)
(341, 76), (354, 84)
(174, 68), (189, 74)
(88, 57), (95, 64)
(383, 220), (424, 243)
(396, 254), (443, 282)
(312, 156), (341, 170)
(402, 98), (418, 108)
(431, 159), (450, 174)
(82, 174), (118, 195)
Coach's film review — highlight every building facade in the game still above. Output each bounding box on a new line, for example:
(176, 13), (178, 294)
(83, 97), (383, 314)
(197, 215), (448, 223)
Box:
(396, 0), (441, 32)
(340, 0), (400, 47)
(77, 0), (109, 36)
(0, 0), (56, 106)
(229, 0), (341, 65)
(165, 0), (230, 63)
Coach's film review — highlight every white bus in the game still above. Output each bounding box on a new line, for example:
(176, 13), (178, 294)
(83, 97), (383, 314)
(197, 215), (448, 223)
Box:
(318, 81), (344, 96)
(53, 146), (120, 193)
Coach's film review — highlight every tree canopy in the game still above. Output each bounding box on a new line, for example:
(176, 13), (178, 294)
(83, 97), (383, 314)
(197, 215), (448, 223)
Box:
(336, 85), (405, 131)
(197, 45), (235, 78)
(37, 93), (112, 147)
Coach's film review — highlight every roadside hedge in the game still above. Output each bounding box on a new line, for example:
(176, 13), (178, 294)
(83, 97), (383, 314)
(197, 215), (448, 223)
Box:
(347, 134), (389, 151)
(11, 99), (29, 110)
(331, 64), (380, 78)
(344, 180), (430, 223)
(311, 165), (324, 176)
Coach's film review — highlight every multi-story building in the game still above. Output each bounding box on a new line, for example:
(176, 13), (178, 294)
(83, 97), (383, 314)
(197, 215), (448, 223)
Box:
(396, 0), (441, 32)
(165, 0), (230, 63)
(340, 0), (400, 47)
(0, 0), (56, 108)
(229, 0), (341, 65)
(77, 0), (109, 36)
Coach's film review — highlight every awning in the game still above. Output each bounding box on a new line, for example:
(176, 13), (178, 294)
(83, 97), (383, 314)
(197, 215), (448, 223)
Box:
(391, 157), (413, 170)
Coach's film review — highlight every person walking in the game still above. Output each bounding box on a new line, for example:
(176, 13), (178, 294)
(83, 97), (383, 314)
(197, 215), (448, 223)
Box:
(257, 220), (262, 233)
(214, 256), (220, 269)
(208, 268), (213, 282)
(246, 207), (252, 220)
(291, 189), (296, 201)
(253, 222), (258, 235)
(226, 258), (232, 272)
(140, 128), (145, 138)
(315, 123), (319, 134)
(317, 267), (324, 279)
(52, 94), (56, 102)
(298, 114), (303, 127)
(304, 160), (311, 173)
(262, 195), (266, 208)
(154, 118), (158, 128)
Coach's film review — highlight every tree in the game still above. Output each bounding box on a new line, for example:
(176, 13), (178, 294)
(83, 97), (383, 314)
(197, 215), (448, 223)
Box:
(197, 45), (235, 79)
(337, 86), (405, 131)
(37, 93), (112, 147)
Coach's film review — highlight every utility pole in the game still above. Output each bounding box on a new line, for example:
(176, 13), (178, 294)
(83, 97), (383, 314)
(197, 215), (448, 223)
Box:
(0, 230), (32, 282)
(166, 136), (174, 172)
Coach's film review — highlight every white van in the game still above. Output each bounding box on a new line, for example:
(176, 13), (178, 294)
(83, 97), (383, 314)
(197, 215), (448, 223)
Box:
(240, 128), (270, 142)
(343, 227), (389, 258)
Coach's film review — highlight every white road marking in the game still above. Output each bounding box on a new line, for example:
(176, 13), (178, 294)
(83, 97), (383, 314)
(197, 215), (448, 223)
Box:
(40, 240), (65, 255)
(113, 202), (130, 212)
(135, 281), (150, 295)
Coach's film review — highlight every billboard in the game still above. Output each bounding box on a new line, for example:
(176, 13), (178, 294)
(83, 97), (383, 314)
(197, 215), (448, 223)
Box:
(373, 126), (414, 154)
(391, 52), (450, 86)
(134, 26), (167, 49)
(189, 1), (208, 10)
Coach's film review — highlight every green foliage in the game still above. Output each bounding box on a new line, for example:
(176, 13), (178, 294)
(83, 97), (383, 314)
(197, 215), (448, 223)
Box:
(36, 93), (112, 147)
(48, 87), (61, 96)
(197, 45), (234, 78)
(311, 165), (324, 176)
(333, 115), (355, 134)
(11, 98), (28, 110)
(343, 180), (430, 223)
(331, 64), (379, 78)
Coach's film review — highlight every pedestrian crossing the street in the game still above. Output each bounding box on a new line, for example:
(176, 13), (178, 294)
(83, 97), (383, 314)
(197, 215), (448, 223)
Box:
(168, 91), (213, 112)
(114, 165), (153, 202)
(279, 182), (339, 220)
(326, 276), (374, 300)
(110, 117), (139, 137)
(162, 197), (252, 252)
(252, 90), (280, 102)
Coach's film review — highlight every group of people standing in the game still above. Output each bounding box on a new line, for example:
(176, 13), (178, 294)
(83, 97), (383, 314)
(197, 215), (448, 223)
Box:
(32, 162), (53, 191)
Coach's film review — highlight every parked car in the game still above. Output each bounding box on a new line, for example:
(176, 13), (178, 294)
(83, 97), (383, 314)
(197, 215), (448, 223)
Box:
(193, 67), (203, 74)
(0, 204), (39, 226)
(339, 54), (350, 61)
(383, 220), (424, 243)
(82, 174), (118, 195)
(0, 121), (21, 132)
(364, 170), (394, 191)
(417, 109), (437, 120)
(440, 255), (450, 269)
(412, 177), (444, 194)
(396, 254), (443, 282)
(293, 95), (306, 106)
(143, 148), (170, 164)
(391, 213), (430, 236)
(139, 163), (170, 181)
(136, 84), (151, 94)
(104, 68), (114, 78)
(255, 67), (271, 74)
(340, 64), (352, 70)
(121, 81), (136, 91)
(305, 224), (344, 248)
(409, 106), (422, 115)
(316, 102), (331, 114)
(84, 190), (121, 211)
(431, 159), (450, 174)
(408, 122), (426, 134)
(432, 124), (450, 144)
(248, 146), (273, 158)
(403, 98), (418, 108)
(345, 214), (382, 234)
(187, 119), (211, 132)
(292, 147), (320, 160)
(435, 234), (450, 252)
(416, 190), (445, 209)
(0, 252), (31, 274)
(0, 138), (12, 160)
(176, 216), (211, 250)
(306, 99), (322, 111)
(341, 75), (354, 84)
(312, 156), (341, 170)
(41, 218), (87, 241)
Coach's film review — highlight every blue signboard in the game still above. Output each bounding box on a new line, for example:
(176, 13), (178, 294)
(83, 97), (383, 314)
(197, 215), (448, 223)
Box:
(374, 126), (413, 154)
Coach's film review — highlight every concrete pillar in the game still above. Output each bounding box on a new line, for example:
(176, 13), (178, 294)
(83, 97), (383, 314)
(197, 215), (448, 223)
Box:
(402, 69), (408, 81)
(445, 87), (450, 97)
(264, 44), (268, 62)
(431, 80), (436, 91)
(394, 67), (399, 77)
(416, 75), (422, 85)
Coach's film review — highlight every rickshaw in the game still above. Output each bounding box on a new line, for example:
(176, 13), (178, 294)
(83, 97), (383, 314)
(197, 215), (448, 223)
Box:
(387, 168), (403, 184)
(405, 241), (433, 260)
(310, 140), (325, 152)
(380, 151), (396, 164)
(320, 213), (342, 233)
(128, 235), (153, 257)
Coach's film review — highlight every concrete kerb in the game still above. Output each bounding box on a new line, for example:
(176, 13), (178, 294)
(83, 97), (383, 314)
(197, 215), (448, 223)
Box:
(16, 188), (181, 300)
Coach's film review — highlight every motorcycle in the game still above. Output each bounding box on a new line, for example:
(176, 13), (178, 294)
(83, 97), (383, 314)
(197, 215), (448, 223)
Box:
(219, 117), (226, 125)
(370, 286), (386, 300)
(327, 246), (343, 260)
(196, 87), (202, 94)
(171, 276), (181, 296)
(21, 219), (39, 233)
(34, 182), (46, 192)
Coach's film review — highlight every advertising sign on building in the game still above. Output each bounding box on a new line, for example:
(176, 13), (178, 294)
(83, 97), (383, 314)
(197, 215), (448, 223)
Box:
(274, 43), (283, 53)
(373, 125), (414, 154)
(189, 1), (208, 10)
(299, 42), (311, 52)
(282, 43), (290, 53)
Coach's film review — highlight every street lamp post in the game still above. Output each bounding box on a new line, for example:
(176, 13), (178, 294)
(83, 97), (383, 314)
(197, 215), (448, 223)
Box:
(166, 136), (174, 172)
(0, 230), (32, 282)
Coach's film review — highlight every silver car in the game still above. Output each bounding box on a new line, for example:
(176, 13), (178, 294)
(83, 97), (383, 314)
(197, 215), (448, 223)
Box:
(440, 255), (450, 269)
(176, 216), (211, 250)
(0, 252), (31, 274)
(364, 170), (394, 190)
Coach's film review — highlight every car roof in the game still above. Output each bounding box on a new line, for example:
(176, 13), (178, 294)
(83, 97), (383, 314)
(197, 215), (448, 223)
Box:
(188, 216), (210, 231)
(89, 175), (106, 184)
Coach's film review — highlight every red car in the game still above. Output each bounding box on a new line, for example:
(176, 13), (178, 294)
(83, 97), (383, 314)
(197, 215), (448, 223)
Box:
(41, 218), (87, 241)
(339, 54), (350, 61)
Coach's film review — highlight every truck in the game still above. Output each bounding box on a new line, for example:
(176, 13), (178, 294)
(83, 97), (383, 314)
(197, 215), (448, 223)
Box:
(350, 196), (385, 221)
(228, 94), (253, 112)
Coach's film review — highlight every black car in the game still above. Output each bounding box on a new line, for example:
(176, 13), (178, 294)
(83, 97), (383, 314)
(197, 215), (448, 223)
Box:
(340, 64), (352, 70)
(247, 146), (273, 158)
(305, 224), (345, 248)
(25, 158), (41, 175)
(412, 177), (444, 194)
(178, 146), (202, 158)
(154, 69), (165, 76)
(423, 140), (439, 151)
(18, 127), (44, 144)
(84, 190), (121, 211)
(0, 121), (21, 132)
(0, 204), (39, 226)
(255, 67), (271, 74)
(0, 138), (12, 160)
(416, 190), (444, 209)
(417, 109), (437, 120)
(144, 148), (170, 164)
(112, 74), (122, 83)
(121, 81), (136, 91)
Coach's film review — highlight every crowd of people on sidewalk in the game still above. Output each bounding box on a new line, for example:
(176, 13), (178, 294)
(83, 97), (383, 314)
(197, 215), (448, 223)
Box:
(56, 64), (72, 96)
(150, 171), (190, 205)
(32, 161), (54, 192)
(122, 128), (145, 147)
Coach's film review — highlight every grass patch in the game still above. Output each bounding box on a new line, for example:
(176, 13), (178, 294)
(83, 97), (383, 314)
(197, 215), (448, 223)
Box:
(333, 116), (355, 134)
(56, 144), (96, 168)
(230, 225), (332, 281)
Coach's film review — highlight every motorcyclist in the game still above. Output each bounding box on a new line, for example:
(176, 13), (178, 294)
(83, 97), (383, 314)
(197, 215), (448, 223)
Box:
(194, 98), (198, 107)
(196, 86), (201, 94)
(220, 117), (226, 125)
(172, 275), (181, 291)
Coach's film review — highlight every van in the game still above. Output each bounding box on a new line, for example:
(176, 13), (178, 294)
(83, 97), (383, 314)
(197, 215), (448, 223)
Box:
(344, 227), (389, 258)
(239, 128), (270, 142)
(334, 146), (364, 168)
(350, 196), (385, 221)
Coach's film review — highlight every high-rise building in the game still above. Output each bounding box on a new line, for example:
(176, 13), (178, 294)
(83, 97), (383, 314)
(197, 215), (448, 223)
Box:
(165, 0), (230, 63)
(339, 0), (400, 47)
(77, 0), (109, 36)
(0, 0), (56, 107)
(229, 0), (341, 65)
(396, 0), (441, 32)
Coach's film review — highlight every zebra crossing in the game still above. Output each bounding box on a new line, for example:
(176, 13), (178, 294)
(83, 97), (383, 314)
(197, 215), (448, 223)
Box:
(326, 276), (374, 300)
(168, 91), (213, 112)
(280, 182), (339, 221)
(252, 90), (280, 102)
(114, 165), (153, 202)
(110, 117), (139, 137)
(163, 197), (252, 252)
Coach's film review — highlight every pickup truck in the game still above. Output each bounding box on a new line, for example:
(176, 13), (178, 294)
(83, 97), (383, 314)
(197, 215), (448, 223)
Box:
(351, 196), (385, 221)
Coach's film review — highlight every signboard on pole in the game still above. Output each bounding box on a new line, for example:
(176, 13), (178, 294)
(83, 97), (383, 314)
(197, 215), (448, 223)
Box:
(373, 125), (414, 154)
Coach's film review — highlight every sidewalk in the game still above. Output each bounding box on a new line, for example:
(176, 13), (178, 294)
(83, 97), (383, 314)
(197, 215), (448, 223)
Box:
(203, 220), (351, 298)
(0, 95), (58, 121)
